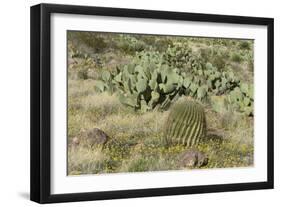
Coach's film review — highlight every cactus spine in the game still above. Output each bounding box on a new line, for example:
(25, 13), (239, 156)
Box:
(165, 100), (206, 147)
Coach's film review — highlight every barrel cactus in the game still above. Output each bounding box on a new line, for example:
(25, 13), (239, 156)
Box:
(164, 99), (206, 147)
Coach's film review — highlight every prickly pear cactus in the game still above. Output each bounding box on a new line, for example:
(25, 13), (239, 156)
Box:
(95, 50), (244, 114)
(164, 99), (206, 147)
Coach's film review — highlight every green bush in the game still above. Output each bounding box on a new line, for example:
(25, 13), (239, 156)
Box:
(239, 41), (251, 50)
(231, 52), (243, 63)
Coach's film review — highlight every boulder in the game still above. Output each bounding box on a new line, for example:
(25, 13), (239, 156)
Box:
(179, 149), (208, 168)
(84, 128), (109, 147)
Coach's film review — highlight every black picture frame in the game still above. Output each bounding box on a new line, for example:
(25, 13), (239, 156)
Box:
(30, 3), (274, 204)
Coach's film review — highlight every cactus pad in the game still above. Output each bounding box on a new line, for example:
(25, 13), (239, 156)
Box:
(164, 99), (206, 147)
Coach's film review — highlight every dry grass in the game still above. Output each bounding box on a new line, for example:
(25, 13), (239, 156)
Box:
(68, 146), (108, 175)
(67, 83), (254, 175)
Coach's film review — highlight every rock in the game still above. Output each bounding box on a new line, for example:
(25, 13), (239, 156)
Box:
(84, 128), (109, 147)
(71, 137), (80, 147)
(179, 149), (208, 168)
(68, 58), (77, 65)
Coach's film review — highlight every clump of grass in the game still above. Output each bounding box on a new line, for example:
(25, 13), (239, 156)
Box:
(68, 146), (108, 175)
(118, 145), (182, 172)
(119, 155), (161, 172)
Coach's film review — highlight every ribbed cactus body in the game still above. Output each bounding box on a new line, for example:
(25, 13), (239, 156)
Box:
(165, 100), (206, 147)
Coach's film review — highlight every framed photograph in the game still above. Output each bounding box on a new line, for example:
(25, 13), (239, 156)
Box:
(30, 3), (274, 203)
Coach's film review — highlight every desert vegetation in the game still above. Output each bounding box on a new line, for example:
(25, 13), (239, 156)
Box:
(67, 31), (254, 175)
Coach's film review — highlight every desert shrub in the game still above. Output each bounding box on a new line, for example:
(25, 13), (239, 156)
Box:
(116, 35), (147, 55)
(239, 41), (251, 50)
(134, 35), (172, 52)
(152, 37), (174, 52)
(199, 47), (229, 71)
(77, 68), (88, 79)
(163, 43), (204, 71)
(212, 55), (227, 70)
(70, 32), (107, 53)
(199, 47), (212, 62)
(67, 42), (104, 80)
(231, 52), (243, 63)
(242, 51), (254, 72)
(248, 61), (254, 72)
